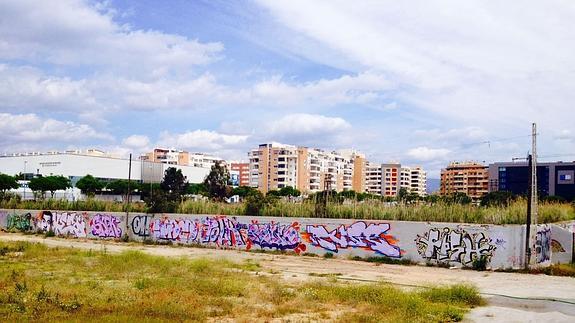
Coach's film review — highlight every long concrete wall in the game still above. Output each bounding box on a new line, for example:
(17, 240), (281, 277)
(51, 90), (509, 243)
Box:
(0, 209), (566, 269)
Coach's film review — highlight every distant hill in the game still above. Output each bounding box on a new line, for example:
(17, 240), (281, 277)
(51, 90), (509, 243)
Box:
(427, 178), (440, 194)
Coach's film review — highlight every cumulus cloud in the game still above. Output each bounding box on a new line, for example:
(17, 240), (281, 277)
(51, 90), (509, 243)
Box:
(0, 65), (104, 114)
(407, 146), (451, 162)
(158, 130), (249, 151)
(266, 113), (350, 136)
(122, 135), (150, 148)
(0, 113), (113, 152)
(0, 0), (222, 75)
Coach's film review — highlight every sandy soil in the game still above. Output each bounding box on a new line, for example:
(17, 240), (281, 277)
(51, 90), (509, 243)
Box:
(2, 232), (574, 322)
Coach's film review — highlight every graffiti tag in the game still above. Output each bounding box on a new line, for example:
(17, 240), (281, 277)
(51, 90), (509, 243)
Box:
(415, 227), (496, 265)
(7, 213), (32, 231)
(148, 216), (305, 252)
(536, 226), (551, 263)
(304, 222), (401, 257)
(90, 214), (122, 238)
(131, 215), (151, 237)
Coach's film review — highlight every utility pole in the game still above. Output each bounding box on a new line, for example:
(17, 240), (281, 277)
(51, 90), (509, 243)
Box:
(525, 123), (538, 268)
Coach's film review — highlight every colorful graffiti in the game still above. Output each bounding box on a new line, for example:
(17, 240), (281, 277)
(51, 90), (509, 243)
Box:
(90, 214), (122, 238)
(551, 239), (565, 252)
(247, 221), (305, 253)
(415, 227), (496, 265)
(148, 216), (305, 252)
(131, 215), (151, 237)
(7, 213), (32, 231)
(35, 211), (53, 232)
(536, 226), (551, 263)
(303, 222), (401, 257)
(35, 211), (87, 238)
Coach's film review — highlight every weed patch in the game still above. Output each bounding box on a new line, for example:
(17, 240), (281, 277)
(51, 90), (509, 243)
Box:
(0, 241), (482, 322)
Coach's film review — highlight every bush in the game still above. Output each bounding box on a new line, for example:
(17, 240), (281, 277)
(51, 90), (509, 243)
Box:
(471, 255), (488, 271)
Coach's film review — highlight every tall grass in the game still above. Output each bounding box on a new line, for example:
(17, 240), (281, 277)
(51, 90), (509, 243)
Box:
(0, 241), (481, 322)
(0, 197), (147, 213)
(2, 196), (574, 224)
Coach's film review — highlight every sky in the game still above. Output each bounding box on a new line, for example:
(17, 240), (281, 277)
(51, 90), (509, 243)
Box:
(1, 0), (574, 178)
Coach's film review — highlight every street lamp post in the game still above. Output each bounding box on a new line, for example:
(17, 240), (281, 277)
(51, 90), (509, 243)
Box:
(149, 164), (153, 199)
(23, 161), (27, 200)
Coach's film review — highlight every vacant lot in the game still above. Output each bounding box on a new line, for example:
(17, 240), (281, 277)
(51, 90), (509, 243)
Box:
(0, 240), (481, 322)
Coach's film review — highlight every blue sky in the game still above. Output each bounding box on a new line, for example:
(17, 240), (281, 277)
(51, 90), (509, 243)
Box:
(1, 0), (574, 178)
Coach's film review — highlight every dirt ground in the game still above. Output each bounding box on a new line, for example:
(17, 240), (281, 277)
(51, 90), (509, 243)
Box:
(2, 232), (574, 322)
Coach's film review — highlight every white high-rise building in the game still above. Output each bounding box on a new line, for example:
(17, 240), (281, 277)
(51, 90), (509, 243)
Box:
(401, 166), (427, 197)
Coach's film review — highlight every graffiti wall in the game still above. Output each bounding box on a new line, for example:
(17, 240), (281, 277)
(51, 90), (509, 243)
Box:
(549, 224), (573, 264)
(0, 209), (568, 269)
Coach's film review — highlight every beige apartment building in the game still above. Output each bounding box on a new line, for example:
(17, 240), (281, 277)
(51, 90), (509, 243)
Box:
(440, 161), (488, 201)
(141, 148), (189, 166)
(141, 149), (224, 169)
(401, 166), (427, 197)
(248, 143), (363, 194)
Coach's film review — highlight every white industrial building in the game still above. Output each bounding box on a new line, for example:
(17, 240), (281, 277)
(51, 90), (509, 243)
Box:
(0, 151), (210, 185)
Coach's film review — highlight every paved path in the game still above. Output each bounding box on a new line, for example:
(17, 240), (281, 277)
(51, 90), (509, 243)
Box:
(2, 233), (574, 322)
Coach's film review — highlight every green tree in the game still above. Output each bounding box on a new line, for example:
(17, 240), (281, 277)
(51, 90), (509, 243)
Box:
(27, 175), (71, 199)
(75, 174), (104, 197)
(278, 186), (301, 197)
(480, 191), (515, 207)
(338, 190), (357, 200)
(444, 192), (472, 205)
(424, 194), (440, 205)
(0, 173), (19, 199)
(231, 186), (259, 198)
(28, 176), (47, 199)
(160, 167), (189, 202)
(397, 187), (409, 204)
(203, 161), (230, 201)
(186, 183), (208, 196)
(46, 176), (72, 198)
(106, 180), (140, 202)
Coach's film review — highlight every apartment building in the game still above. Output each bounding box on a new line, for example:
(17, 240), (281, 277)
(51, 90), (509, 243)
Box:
(440, 161), (488, 201)
(189, 152), (223, 169)
(141, 148), (189, 166)
(401, 166), (427, 197)
(248, 143), (361, 194)
(365, 162), (402, 197)
(230, 162), (250, 187)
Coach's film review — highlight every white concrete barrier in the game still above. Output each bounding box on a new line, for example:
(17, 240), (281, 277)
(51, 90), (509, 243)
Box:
(0, 209), (562, 269)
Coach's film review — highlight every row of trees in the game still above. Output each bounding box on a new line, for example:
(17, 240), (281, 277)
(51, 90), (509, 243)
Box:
(0, 173), (72, 199)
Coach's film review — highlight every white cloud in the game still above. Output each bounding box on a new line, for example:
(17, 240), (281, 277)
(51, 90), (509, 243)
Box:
(414, 127), (488, 143)
(266, 113), (350, 136)
(122, 135), (150, 148)
(0, 65), (101, 113)
(256, 0), (575, 130)
(0, 113), (113, 152)
(250, 72), (392, 107)
(0, 0), (222, 75)
(158, 130), (249, 151)
(407, 146), (451, 162)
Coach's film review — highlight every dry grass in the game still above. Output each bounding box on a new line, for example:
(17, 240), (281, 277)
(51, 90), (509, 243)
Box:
(179, 198), (574, 224)
(4, 196), (573, 224)
(0, 241), (481, 322)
